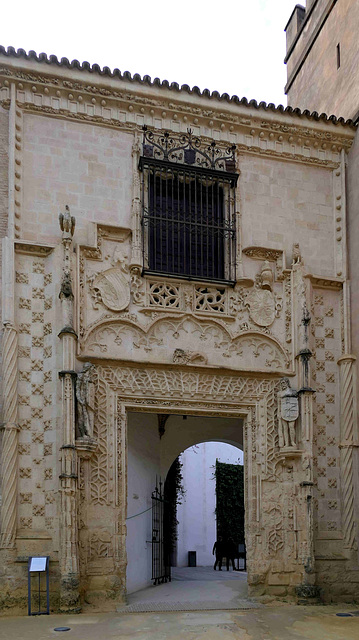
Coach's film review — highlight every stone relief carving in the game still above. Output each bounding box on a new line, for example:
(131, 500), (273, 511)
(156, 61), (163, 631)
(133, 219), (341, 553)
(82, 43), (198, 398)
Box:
(195, 286), (226, 313)
(130, 266), (145, 305)
(244, 262), (282, 328)
(76, 363), (96, 438)
(173, 348), (208, 365)
(84, 315), (290, 371)
(88, 248), (130, 312)
(90, 375), (110, 506)
(149, 282), (180, 308)
(86, 366), (288, 579)
(78, 223), (292, 375)
(88, 530), (113, 561)
(78, 225), (131, 336)
(267, 506), (284, 554)
(292, 242), (302, 265)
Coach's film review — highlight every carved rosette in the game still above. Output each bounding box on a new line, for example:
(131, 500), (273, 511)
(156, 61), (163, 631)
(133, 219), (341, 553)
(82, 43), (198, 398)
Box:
(0, 323), (19, 549)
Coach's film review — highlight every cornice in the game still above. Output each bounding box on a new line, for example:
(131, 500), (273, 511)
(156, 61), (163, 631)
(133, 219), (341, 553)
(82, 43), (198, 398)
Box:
(0, 57), (355, 169)
(0, 45), (355, 127)
(14, 240), (55, 256)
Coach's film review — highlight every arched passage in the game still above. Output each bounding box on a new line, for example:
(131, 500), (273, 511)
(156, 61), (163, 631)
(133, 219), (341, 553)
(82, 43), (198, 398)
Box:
(175, 441), (243, 568)
(126, 411), (244, 595)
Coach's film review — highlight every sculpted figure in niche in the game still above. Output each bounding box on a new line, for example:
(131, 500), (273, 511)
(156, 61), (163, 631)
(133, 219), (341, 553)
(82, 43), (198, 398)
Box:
(278, 377), (299, 449)
(76, 363), (95, 438)
(292, 242), (302, 265)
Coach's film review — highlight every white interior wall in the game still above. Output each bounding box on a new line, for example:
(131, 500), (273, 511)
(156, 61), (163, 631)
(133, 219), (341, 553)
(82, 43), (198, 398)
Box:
(126, 412), (160, 594)
(126, 412), (243, 594)
(176, 442), (243, 567)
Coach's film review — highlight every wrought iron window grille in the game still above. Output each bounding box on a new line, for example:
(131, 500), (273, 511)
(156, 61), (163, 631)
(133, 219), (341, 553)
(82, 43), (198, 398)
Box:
(139, 126), (238, 285)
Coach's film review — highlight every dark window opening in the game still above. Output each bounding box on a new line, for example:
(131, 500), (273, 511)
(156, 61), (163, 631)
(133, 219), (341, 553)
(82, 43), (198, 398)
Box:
(140, 163), (237, 284)
(337, 43), (341, 69)
(140, 128), (238, 285)
(147, 172), (225, 281)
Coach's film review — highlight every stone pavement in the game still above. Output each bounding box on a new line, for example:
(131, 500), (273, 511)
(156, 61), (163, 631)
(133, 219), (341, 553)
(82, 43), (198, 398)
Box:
(122, 566), (251, 612)
(1, 606), (359, 640)
(1, 568), (359, 639)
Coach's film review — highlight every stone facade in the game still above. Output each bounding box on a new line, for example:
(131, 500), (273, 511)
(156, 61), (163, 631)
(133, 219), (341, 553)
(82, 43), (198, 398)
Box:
(285, 0), (359, 120)
(0, 48), (358, 613)
(285, 2), (359, 603)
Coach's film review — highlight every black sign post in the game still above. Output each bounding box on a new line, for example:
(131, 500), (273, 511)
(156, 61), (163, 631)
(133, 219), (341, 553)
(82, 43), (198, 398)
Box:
(28, 556), (50, 616)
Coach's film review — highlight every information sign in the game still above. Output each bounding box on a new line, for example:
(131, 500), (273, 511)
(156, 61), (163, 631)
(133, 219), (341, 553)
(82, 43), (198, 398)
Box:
(28, 556), (50, 615)
(29, 557), (47, 572)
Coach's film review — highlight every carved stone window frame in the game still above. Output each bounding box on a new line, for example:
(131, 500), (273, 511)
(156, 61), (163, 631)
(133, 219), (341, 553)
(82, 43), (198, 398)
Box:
(137, 128), (239, 286)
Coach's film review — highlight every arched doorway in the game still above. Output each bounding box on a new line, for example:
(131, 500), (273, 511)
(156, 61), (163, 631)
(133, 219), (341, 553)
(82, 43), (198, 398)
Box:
(175, 441), (243, 569)
(126, 412), (244, 595)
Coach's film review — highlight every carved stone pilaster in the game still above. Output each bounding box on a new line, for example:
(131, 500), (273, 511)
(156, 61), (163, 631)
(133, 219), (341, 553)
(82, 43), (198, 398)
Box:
(58, 208), (81, 612)
(130, 133), (142, 268)
(0, 323), (19, 549)
(338, 355), (358, 550)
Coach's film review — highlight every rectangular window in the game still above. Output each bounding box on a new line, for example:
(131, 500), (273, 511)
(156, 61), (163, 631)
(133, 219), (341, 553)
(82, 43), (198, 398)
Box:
(139, 128), (238, 285)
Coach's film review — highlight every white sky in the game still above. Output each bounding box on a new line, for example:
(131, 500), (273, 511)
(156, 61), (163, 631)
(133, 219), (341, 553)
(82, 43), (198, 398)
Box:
(2, 0), (299, 107)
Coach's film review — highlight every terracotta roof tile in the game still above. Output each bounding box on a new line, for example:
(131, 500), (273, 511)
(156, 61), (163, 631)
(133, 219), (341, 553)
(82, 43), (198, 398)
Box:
(0, 46), (356, 128)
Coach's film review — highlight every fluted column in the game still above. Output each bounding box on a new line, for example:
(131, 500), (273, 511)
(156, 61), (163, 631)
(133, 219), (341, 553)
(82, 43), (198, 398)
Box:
(338, 355), (358, 550)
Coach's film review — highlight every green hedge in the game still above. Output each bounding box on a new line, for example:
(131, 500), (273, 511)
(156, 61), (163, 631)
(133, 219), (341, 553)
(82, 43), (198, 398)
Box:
(215, 459), (245, 546)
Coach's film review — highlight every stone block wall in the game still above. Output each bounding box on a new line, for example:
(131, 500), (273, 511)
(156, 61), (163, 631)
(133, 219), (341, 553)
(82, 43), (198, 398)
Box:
(286, 0), (359, 119)
(22, 116), (133, 244)
(240, 156), (334, 275)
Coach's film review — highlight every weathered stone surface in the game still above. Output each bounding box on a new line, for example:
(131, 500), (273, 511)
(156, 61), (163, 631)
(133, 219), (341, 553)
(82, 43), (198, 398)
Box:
(0, 49), (358, 615)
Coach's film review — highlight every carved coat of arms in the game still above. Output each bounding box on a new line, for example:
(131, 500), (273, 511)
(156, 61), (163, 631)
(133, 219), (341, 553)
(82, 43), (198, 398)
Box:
(281, 394), (299, 422)
(247, 288), (275, 327)
(92, 267), (130, 311)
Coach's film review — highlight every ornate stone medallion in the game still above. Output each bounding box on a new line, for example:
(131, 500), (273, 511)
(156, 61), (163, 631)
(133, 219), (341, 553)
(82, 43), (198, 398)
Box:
(92, 268), (130, 311)
(247, 288), (275, 327)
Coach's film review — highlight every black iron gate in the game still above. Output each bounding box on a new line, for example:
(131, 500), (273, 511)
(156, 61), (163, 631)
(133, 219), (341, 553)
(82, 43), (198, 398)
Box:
(151, 480), (171, 585)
